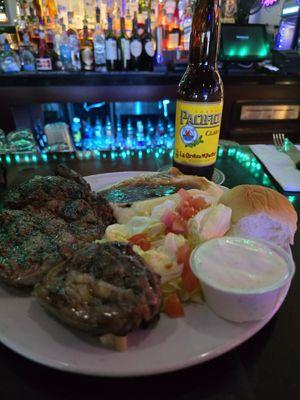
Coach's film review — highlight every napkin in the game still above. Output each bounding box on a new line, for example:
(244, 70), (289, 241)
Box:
(250, 144), (300, 192)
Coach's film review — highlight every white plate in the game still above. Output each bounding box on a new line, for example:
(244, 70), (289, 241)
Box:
(0, 171), (291, 377)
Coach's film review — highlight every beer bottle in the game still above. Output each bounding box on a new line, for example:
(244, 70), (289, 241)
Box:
(173, 0), (223, 179)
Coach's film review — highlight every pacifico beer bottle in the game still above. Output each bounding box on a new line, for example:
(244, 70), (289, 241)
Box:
(173, 0), (223, 179)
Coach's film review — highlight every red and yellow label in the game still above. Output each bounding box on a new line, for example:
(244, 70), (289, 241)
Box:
(174, 100), (223, 167)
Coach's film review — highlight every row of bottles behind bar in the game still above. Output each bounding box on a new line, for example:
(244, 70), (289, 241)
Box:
(0, 1), (194, 73)
(32, 115), (175, 152)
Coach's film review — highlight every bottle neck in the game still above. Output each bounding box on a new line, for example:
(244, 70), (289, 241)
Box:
(108, 17), (113, 33)
(145, 17), (151, 35)
(188, 0), (221, 70)
(120, 17), (125, 34)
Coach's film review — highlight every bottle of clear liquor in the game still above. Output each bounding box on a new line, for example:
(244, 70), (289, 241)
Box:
(20, 33), (36, 72)
(0, 34), (21, 73)
(60, 23), (73, 71)
(94, 6), (106, 72)
(67, 11), (81, 71)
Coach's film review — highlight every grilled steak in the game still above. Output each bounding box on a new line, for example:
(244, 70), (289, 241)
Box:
(0, 209), (78, 287)
(0, 166), (116, 287)
(34, 242), (162, 336)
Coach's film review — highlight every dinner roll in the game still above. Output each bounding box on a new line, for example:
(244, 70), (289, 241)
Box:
(219, 185), (298, 248)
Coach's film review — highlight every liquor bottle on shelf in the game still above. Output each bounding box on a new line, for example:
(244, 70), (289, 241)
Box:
(67, 12), (81, 71)
(20, 33), (36, 72)
(59, 23), (73, 71)
(125, 8), (132, 38)
(36, 24), (53, 71)
(116, 117), (124, 148)
(182, 5), (192, 51)
(105, 115), (115, 149)
(0, 35), (21, 73)
(125, 117), (136, 149)
(71, 117), (82, 149)
(142, 17), (155, 71)
(81, 17), (94, 71)
(161, 9), (169, 50)
(130, 12), (142, 71)
(94, 6), (106, 72)
(118, 17), (131, 71)
(105, 14), (118, 71)
(53, 31), (63, 71)
(168, 4), (180, 50)
(82, 118), (94, 150)
(94, 117), (105, 148)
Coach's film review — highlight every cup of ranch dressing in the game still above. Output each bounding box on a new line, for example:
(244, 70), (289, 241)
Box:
(190, 237), (295, 322)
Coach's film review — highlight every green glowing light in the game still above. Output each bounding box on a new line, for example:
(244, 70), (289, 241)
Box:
(41, 153), (48, 162)
(246, 161), (251, 168)
(239, 47), (248, 57)
(15, 155), (20, 163)
(102, 153), (107, 159)
(138, 150), (143, 159)
(169, 149), (174, 158)
(218, 148), (224, 157)
(228, 48), (235, 57)
(32, 155), (38, 163)
(5, 155), (11, 164)
(288, 196), (296, 203)
(146, 148), (151, 154)
(24, 155), (29, 163)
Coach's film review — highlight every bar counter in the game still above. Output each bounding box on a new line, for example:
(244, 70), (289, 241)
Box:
(0, 146), (299, 400)
(0, 71), (299, 143)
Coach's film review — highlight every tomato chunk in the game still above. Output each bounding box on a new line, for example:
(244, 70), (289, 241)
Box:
(160, 210), (177, 230)
(177, 243), (191, 266)
(182, 261), (199, 293)
(177, 244), (199, 293)
(190, 197), (207, 211)
(129, 233), (151, 251)
(178, 188), (193, 202)
(164, 293), (185, 318)
(171, 217), (187, 235)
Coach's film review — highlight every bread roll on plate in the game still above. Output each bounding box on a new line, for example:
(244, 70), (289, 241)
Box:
(219, 185), (298, 249)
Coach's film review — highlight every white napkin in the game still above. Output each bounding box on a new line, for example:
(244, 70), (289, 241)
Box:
(250, 144), (300, 192)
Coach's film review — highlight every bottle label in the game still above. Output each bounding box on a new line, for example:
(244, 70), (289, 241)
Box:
(145, 41), (155, 57)
(36, 57), (52, 71)
(174, 101), (223, 167)
(121, 38), (131, 60)
(94, 36), (106, 65)
(168, 32), (180, 50)
(81, 47), (94, 68)
(130, 40), (142, 57)
(106, 39), (117, 61)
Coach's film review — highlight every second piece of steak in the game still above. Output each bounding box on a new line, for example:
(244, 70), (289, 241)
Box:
(34, 242), (162, 337)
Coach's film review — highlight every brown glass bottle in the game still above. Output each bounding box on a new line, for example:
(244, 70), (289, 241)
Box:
(173, 0), (223, 180)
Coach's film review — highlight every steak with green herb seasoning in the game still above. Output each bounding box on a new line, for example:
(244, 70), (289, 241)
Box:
(33, 242), (162, 336)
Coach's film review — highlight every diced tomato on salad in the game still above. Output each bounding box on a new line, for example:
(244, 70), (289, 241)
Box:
(164, 293), (185, 318)
(160, 189), (207, 236)
(177, 243), (200, 293)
